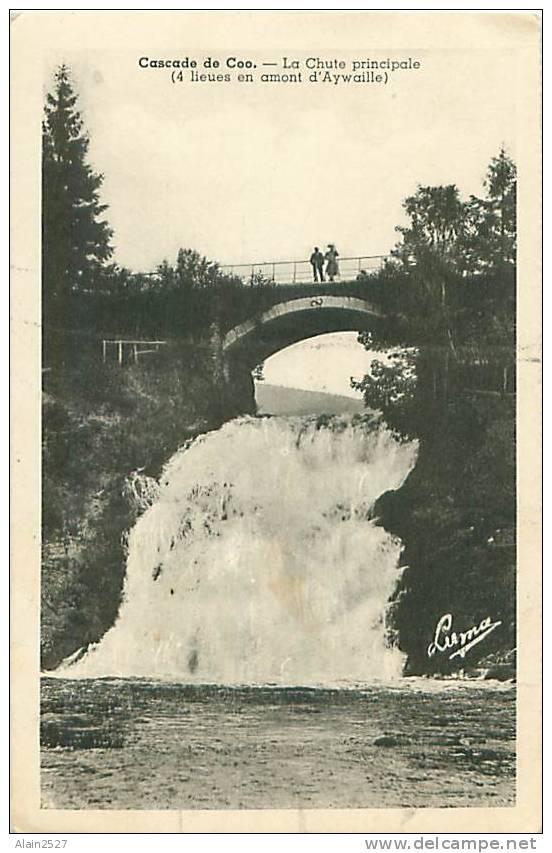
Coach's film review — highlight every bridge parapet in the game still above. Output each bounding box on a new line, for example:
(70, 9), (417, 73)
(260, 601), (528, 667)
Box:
(220, 254), (390, 285)
(222, 294), (385, 359)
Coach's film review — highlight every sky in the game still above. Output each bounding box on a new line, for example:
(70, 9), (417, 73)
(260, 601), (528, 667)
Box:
(46, 45), (516, 273)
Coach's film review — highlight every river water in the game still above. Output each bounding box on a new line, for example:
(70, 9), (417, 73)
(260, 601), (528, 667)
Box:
(41, 412), (515, 810)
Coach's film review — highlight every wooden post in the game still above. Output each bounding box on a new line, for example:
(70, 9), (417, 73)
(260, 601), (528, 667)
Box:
(102, 340), (106, 363)
(133, 344), (138, 364)
(293, 262), (297, 283)
(209, 321), (225, 385)
(118, 341), (123, 365)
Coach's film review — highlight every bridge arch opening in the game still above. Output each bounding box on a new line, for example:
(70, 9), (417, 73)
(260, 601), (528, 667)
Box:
(253, 332), (377, 416)
(220, 293), (391, 415)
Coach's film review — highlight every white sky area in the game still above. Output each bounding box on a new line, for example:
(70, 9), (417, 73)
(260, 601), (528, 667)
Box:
(261, 332), (378, 398)
(46, 46), (515, 272)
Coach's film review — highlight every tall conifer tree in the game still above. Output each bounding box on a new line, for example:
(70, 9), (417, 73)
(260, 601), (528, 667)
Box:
(42, 65), (113, 321)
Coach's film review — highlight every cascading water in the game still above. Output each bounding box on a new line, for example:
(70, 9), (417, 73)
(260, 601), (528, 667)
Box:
(61, 414), (418, 685)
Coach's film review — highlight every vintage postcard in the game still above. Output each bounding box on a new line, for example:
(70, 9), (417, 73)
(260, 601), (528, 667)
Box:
(10, 10), (541, 833)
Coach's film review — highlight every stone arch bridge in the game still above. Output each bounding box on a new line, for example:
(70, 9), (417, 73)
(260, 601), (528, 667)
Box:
(212, 294), (389, 411)
(221, 294), (385, 374)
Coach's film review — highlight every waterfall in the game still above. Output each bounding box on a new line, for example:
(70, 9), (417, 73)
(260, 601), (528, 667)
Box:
(61, 415), (418, 685)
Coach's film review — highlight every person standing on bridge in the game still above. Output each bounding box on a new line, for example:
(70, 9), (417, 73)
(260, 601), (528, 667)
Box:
(310, 247), (325, 282)
(325, 244), (340, 281)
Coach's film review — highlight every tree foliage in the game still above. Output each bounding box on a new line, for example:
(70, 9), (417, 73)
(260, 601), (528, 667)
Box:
(355, 148), (517, 427)
(351, 347), (417, 436)
(391, 148), (516, 275)
(393, 184), (467, 271)
(464, 148), (517, 272)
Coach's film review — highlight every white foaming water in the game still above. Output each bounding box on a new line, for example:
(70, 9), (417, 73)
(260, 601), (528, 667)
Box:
(61, 415), (418, 684)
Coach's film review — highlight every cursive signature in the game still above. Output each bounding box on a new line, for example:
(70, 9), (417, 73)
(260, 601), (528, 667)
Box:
(427, 613), (502, 661)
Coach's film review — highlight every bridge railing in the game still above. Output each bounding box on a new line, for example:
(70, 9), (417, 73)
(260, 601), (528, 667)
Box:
(219, 255), (390, 285)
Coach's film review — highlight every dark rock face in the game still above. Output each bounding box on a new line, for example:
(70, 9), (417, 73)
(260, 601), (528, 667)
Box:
(376, 392), (516, 676)
(223, 358), (257, 418)
(483, 663), (516, 682)
(41, 714), (126, 749)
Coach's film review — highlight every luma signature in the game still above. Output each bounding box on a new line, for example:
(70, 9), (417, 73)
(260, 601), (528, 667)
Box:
(427, 613), (502, 660)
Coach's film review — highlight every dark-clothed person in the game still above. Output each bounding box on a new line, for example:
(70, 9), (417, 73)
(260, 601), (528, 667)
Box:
(310, 247), (325, 282)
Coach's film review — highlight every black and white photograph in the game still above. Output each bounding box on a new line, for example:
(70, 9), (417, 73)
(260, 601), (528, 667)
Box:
(10, 10), (541, 833)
